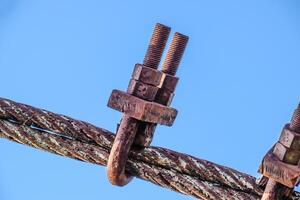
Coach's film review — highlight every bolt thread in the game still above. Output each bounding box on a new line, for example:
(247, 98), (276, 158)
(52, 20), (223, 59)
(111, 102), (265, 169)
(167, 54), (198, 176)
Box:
(162, 32), (189, 76)
(143, 23), (171, 69)
(290, 104), (300, 132)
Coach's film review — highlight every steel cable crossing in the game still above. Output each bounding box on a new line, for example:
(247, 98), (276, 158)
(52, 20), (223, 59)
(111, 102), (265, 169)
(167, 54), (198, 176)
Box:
(0, 98), (299, 200)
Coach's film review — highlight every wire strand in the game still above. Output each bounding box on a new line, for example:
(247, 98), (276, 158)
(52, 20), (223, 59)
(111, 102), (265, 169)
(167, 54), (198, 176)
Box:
(0, 97), (299, 199)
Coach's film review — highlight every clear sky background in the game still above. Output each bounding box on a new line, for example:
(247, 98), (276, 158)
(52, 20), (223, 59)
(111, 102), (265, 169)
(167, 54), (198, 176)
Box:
(0, 0), (299, 199)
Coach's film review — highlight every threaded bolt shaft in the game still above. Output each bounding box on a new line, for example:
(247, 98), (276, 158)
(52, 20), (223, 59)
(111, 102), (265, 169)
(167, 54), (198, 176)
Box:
(143, 23), (171, 69)
(290, 104), (300, 132)
(162, 32), (189, 76)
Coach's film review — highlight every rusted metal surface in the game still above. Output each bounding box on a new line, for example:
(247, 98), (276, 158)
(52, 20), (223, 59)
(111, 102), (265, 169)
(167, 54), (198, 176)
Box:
(0, 118), (260, 199)
(154, 74), (179, 106)
(143, 23), (171, 69)
(131, 64), (163, 86)
(107, 115), (138, 185)
(273, 142), (300, 165)
(159, 73), (179, 92)
(108, 90), (177, 126)
(133, 122), (156, 147)
(0, 98), (112, 146)
(261, 180), (289, 200)
(154, 88), (175, 106)
(162, 32), (189, 76)
(260, 105), (300, 199)
(132, 24), (174, 148)
(107, 24), (173, 186)
(108, 70), (163, 185)
(135, 32), (189, 147)
(291, 106), (300, 131)
(107, 62), (168, 185)
(0, 117), (257, 200)
(0, 97), (279, 199)
(0, 21), (298, 199)
(279, 124), (300, 151)
(110, 23), (174, 151)
(259, 147), (300, 188)
(127, 79), (159, 101)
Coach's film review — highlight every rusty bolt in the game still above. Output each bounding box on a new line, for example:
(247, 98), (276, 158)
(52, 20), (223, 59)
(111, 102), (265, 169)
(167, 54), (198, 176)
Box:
(162, 32), (189, 76)
(154, 32), (189, 106)
(134, 32), (189, 147)
(107, 24), (173, 186)
(143, 23), (171, 69)
(107, 24), (189, 187)
(291, 104), (300, 132)
(261, 104), (300, 199)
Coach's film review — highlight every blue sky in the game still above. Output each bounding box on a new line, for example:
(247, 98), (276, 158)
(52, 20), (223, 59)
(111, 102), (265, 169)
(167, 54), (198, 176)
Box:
(0, 0), (299, 199)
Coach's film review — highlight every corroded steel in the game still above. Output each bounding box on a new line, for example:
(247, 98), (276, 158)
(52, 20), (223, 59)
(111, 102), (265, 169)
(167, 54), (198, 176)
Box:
(154, 88), (175, 106)
(0, 118), (260, 199)
(133, 122), (156, 147)
(162, 32), (189, 76)
(273, 142), (300, 165)
(109, 24), (173, 173)
(131, 64), (163, 86)
(279, 124), (300, 151)
(107, 90), (177, 126)
(159, 73), (179, 92)
(127, 79), (159, 101)
(107, 26), (172, 186)
(128, 65), (163, 147)
(261, 105), (300, 199)
(0, 98), (111, 146)
(261, 181), (288, 200)
(259, 147), (300, 188)
(143, 23), (171, 69)
(135, 32), (189, 147)
(107, 115), (138, 185)
(0, 97), (275, 199)
(107, 63), (169, 185)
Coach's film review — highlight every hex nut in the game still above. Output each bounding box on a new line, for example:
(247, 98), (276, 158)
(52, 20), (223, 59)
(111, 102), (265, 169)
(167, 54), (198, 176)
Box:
(127, 79), (159, 101)
(108, 90), (177, 126)
(260, 148), (300, 188)
(132, 64), (163, 86)
(159, 73), (179, 92)
(155, 88), (175, 106)
(279, 124), (300, 151)
(273, 142), (300, 165)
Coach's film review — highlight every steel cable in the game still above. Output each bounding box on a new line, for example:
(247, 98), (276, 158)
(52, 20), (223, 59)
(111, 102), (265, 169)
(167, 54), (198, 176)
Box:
(0, 97), (299, 199)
